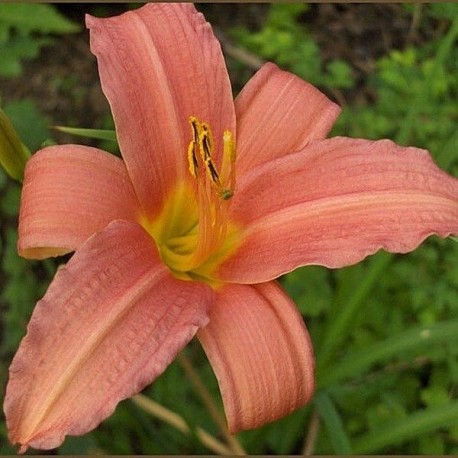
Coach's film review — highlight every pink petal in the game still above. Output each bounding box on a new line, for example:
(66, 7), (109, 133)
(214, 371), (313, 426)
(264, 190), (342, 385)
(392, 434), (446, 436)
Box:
(220, 137), (458, 283)
(18, 145), (140, 259)
(5, 220), (214, 451)
(198, 281), (314, 433)
(235, 62), (341, 176)
(87, 4), (235, 217)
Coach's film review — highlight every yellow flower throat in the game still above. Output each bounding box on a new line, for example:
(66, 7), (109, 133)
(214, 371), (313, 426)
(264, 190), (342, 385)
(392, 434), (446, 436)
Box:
(142, 116), (239, 282)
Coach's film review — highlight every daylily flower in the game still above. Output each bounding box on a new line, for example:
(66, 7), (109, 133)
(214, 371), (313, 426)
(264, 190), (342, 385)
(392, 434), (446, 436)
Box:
(4, 3), (458, 452)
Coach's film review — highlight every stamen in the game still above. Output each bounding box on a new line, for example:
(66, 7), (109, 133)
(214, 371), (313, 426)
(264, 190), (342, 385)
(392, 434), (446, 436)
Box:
(183, 116), (237, 271)
(187, 116), (236, 200)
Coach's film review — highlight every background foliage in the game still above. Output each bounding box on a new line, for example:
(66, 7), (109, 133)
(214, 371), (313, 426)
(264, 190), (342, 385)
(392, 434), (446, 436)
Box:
(1, 3), (457, 454)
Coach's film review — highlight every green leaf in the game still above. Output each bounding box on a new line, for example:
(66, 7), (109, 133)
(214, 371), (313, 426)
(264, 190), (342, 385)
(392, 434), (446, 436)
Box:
(0, 4), (80, 34)
(0, 106), (30, 181)
(4, 100), (50, 152)
(0, 4), (80, 77)
(0, 36), (47, 77)
(429, 2), (458, 20)
(54, 126), (118, 143)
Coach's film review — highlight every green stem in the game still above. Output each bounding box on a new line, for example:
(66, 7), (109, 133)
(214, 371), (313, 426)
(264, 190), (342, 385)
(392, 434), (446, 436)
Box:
(177, 352), (246, 455)
(132, 394), (233, 455)
(301, 408), (320, 455)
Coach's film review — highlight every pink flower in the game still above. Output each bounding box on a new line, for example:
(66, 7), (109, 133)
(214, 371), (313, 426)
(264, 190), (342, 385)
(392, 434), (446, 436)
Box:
(4, 3), (458, 452)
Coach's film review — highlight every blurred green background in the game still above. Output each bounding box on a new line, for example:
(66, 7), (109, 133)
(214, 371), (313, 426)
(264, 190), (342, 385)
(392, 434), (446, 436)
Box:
(1, 3), (458, 454)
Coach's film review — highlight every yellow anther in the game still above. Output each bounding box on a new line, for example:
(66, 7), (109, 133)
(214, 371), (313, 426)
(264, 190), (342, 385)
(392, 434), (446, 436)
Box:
(189, 116), (199, 142)
(187, 142), (198, 178)
(200, 122), (214, 160)
(204, 157), (221, 185)
(187, 116), (200, 178)
(187, 116), (235, 200)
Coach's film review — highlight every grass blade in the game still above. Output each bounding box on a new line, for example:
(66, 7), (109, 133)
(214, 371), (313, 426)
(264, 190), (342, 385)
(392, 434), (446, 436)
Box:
(353, 400), (458, 453)
(319, 319), (458, 388)
(54, 126), (117, 142)
(314, 392), (353, 454)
